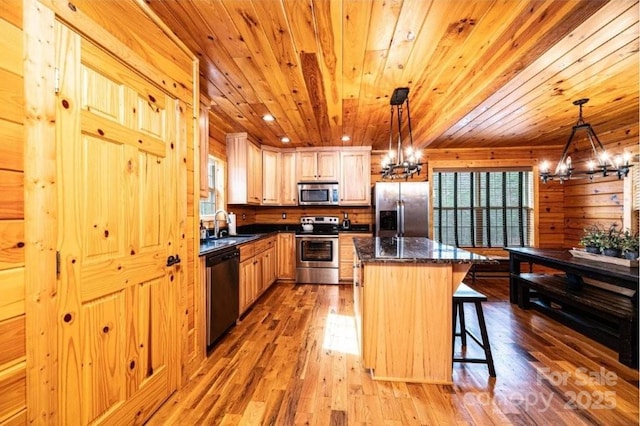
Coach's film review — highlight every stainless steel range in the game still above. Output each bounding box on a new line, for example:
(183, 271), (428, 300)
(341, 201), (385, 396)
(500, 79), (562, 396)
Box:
(295, 216), (340, 284)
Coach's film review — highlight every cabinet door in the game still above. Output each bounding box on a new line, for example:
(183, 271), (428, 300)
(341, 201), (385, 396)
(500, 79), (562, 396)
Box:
(339, 233), (372, 280)
(261, 246), (277, 290)
(226, 133), (249, 204)
(280, 151), (298, 205)
(277, 233), (295, 280)
(316, 151), (339, 181)
(262, 149), (281, 205)
(239, 258), (254, 314)
(248, 142), (263, 204)
(340, 150), (371, 205)
(297, 151), (318, 181)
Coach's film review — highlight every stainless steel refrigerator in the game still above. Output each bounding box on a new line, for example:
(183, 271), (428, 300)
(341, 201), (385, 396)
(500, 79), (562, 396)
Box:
(375, 181), (429, 237)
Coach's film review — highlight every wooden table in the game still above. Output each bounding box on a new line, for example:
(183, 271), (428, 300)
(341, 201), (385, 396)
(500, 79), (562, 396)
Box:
(507, 247), (639, 367)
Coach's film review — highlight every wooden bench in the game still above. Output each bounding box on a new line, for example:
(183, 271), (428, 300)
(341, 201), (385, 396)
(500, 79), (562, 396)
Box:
(469, 256), (510, 281)
(516, 273), (638, 367)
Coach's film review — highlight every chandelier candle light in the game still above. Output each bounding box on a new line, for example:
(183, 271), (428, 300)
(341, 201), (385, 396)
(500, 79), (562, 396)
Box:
(539, 98), (632, 183)
(380, 87), (423, 180)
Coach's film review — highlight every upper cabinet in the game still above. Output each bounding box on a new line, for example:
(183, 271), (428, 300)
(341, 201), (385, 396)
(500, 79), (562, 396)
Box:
(226, 138), (370, 206)
(280, 150), (298, 206)
(227, 132), (262, 204)
(262, 147), (281, 205)
(297, 149), (339, 182)
(262, 148), (297, 206)
(340, 148), (371, 206)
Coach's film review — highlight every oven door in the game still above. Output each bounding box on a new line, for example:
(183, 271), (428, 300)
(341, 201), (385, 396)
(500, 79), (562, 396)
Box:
(296, 235), (339, 268)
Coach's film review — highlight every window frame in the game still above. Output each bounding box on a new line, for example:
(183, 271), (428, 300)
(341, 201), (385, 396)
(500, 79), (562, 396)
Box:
(199, 154), (225, 221)
(427, 160), (539, 247)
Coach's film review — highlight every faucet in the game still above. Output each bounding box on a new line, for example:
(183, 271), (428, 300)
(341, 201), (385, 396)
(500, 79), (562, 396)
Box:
(213, 209), (229, 239)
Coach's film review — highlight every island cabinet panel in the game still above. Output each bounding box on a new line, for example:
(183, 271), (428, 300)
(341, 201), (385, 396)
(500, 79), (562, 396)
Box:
(361, 263), (454, 383)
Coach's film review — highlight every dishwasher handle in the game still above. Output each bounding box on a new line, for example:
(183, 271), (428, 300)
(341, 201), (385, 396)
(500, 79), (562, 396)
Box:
(206, 249), (240, 267)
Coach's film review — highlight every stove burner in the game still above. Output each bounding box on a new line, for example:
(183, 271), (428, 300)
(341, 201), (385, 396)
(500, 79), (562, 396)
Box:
(297, 216), (340, 235)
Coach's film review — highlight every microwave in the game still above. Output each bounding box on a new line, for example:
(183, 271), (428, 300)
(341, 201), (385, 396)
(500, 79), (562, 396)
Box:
(298, 182), (339, 206)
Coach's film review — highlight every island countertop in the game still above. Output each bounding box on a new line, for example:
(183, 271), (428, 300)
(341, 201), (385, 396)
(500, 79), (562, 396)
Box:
(353, 237), (496, 264)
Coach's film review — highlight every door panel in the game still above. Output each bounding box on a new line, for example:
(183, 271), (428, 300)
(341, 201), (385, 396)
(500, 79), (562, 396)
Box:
(56, 22), (179, 425)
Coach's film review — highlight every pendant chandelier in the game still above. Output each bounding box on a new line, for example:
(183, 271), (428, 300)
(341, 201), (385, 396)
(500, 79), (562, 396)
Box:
(539, 98), (632, 183)
(380, 87), (423, 180)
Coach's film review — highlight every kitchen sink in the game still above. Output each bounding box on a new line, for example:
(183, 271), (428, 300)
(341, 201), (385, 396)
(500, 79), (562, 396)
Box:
(201, 234), (260, 251)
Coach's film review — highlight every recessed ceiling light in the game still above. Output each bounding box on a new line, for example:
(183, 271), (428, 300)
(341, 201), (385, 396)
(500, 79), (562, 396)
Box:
(281, 136), (290, 143)
(262, 114), (275, 122)
(341, 135), (351, 142)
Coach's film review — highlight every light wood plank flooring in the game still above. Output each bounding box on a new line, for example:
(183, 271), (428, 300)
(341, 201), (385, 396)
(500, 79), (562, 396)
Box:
(147, 278), (639, 425)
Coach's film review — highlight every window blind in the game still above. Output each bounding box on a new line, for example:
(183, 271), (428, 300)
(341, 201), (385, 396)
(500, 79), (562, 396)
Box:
(433, 169), (533, 248)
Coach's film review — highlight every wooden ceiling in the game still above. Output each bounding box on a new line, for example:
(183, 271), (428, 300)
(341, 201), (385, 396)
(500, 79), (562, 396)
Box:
(148, 0), (639, 151)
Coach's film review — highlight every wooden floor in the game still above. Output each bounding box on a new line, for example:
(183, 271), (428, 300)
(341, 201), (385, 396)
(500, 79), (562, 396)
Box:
(147, 277), (639, 425)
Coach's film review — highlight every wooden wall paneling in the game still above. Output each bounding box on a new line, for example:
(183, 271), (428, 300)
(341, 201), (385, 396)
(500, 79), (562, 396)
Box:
(0, 171), (23, 219)
(0, 316), (25, 368)
(0, 17), (22, 76)
(0, 268), (24, 322)
(0, 220), (25, 271)
(0, 4), (26, 424)
(0, 0), (22, 28)
(0, 68), (24, 125)
(251, 207), (374, 226)
(0, 120), (23, 171)
(0, 363), (26, 423)
(23, 1), (57, 423)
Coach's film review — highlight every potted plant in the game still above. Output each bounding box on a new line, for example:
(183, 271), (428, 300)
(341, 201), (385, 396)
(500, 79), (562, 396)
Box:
(620, 229), (639, 260)
(600, 223), (623, 257)
(579, 224), (605, 254)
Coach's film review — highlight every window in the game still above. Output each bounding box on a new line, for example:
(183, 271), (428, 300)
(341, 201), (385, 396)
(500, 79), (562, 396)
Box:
(200, 155), (225, 219)
(433, 169), (533, 247)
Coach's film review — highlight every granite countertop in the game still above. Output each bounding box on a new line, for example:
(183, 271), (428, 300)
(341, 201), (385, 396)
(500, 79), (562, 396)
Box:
(199, 234), (265, 256)
(199, 223), (373, 256)
(353, 237), (496, 264)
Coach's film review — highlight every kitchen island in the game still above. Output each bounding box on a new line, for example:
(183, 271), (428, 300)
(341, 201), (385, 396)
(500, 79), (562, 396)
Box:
(352, 237), (494, 384)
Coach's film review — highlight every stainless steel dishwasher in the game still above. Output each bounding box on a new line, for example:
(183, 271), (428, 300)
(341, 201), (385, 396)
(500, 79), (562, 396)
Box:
(205, 246), (240, 347)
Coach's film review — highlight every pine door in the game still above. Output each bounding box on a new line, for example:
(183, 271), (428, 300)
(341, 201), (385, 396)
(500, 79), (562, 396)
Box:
(55, 22), (182, 425)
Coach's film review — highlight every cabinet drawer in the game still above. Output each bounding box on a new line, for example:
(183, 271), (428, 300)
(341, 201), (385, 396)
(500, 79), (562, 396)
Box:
(239, 242), (255, 262)
(254, 236), (276, 253)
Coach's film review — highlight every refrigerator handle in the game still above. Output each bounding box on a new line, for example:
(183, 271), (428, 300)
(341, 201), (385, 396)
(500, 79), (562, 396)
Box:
(396, 200), (401, 237)
(400, 200), (406, 236)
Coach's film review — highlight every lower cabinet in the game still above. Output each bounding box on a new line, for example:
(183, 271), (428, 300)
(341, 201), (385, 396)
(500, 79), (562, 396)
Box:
(239, 235), (277, 315)
(339, 233), (372, 281)
(277, 232), (295, 280)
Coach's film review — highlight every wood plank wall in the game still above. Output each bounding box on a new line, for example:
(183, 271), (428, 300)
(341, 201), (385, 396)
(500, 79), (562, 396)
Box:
(563, 125), (639, 247)
(0, 3), (27, 424)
